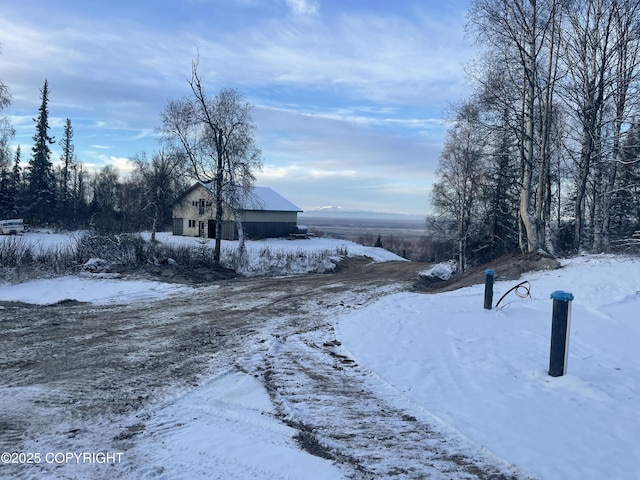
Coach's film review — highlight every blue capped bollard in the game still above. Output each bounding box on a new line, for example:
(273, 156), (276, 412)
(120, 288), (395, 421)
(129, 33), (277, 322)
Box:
(484, 269), (496, 310)
(548, 291), (574, 377)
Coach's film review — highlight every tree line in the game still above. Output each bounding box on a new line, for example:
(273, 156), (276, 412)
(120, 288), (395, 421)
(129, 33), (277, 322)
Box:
(432, 0), (640, 271)
(0, 79), (190, 234)
(0, 59), (261, 261)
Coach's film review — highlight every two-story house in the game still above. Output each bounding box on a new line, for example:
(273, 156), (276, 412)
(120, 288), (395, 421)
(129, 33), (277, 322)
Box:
(172, 182), (303, 240)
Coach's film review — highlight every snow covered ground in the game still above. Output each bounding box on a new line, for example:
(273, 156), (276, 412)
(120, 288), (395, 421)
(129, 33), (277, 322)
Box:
(0, 231), (402, 304)
(1, 230), (404, 279)
(0, 230), (80, 254)
(339, 254), (640, 480)
(0, 275), (194, 305)
(119, 371), (345, 479)
(145, 232), (404, 275)
(2, 230), (639, 478)
(145, 231), (403, 264)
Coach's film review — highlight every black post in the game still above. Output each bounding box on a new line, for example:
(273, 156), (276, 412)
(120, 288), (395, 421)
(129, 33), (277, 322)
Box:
(549, 291), (574, 377)
(484, 269), (496, 310)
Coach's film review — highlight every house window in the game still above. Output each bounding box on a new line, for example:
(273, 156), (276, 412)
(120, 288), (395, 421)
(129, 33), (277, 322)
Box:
(188, 220), (196, 228)
(199, 199), (205, 215)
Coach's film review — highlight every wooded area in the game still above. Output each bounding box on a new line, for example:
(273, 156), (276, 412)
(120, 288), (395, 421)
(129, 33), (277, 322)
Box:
(0, 63), (261, 248)
(432, 0), (640, 270)
(0, 78), (190, 234)
(3, 2), (640, 270)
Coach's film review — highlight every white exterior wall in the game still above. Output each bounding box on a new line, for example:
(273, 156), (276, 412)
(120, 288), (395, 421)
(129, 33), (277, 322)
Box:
(172, 184), (226, 237)
(172, 183), (300, 239)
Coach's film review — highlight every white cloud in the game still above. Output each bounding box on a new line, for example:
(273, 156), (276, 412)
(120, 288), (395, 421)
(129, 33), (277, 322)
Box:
(186, 8), (471, 106)
(0, 4), (471, 123)
(284, 0), (319, 17)
(254, 105), (443, 173)
(309, 168), (357, 179)
(83, 155), (136, 176)
(0, 2), (472, 214)
(261, 164), (293, 179)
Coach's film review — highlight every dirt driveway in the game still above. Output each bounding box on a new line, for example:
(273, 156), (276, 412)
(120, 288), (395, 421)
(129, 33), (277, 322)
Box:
(0, 258), (531, 479)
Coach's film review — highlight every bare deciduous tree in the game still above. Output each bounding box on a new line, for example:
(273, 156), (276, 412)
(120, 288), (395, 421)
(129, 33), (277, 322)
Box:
(0, 56), (15, 216)
(436, 0), (640, 260)
(159, 61), (262, 267)
(132, 150), (187, 242)
(432, 103), (487, 272)
(561, 0), (617, 250)
(91, 164), (119, 213)
(469, 0), (562, 253)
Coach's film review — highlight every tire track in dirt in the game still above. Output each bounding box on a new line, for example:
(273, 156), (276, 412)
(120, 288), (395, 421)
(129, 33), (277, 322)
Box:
(253, 313), (528, 479)
(1, 258), (533, 479)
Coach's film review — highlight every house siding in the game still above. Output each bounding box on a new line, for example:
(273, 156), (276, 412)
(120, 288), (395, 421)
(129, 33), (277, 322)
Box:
(242, 210), (297, 223)
(172, 218), (184, 236)
(172, 183), (300, 240)
(240, 210), (298, 239)
(244, 221), (297, 239)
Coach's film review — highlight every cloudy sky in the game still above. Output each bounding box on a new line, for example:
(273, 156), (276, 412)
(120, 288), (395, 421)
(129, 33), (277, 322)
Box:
(0, 0), (475, 215)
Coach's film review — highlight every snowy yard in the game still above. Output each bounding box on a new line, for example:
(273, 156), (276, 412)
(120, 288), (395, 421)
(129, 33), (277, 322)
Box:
(0, 231), (402, 304)
(0, 230), (404, 280)
(1, 231), (639, 479)
(339, 254), (640, 479)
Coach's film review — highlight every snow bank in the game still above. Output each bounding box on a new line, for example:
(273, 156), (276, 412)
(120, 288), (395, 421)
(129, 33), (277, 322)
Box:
(147, 232), (404, 263)
(145, 232), (405, 276)
(419, 260), (457, 280)
(0, 276), (192, 305)
(338, 254), (640, 480)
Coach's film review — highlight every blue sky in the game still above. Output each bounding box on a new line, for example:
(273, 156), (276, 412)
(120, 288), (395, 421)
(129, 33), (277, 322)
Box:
(0, 0), (474, 215)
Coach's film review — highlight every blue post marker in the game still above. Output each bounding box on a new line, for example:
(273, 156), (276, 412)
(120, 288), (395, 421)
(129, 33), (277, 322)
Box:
(484, 269), (496, 310)
(549, 291), (574, 377)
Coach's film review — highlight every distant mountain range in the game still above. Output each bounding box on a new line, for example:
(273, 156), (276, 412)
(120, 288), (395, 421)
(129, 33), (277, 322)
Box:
(300, 206), (425, 222)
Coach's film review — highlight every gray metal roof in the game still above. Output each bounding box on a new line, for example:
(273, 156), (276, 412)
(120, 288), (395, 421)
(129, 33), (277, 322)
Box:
(198, 183), (302, 212)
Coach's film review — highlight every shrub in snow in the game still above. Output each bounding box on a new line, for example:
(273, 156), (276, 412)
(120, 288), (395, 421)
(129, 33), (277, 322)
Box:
(82, 258), (111, 273)
(224, 245), (346, 276)
(152, 255), (179, 267)
(2, 231), (373, 281)
(1, 233), (79, 281)
(76, 233), (147, 265)
(0, 235), (30, 266)
(419, 260), (457, 281)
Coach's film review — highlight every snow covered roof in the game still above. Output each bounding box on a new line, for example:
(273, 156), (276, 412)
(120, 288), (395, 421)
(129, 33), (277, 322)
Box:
(243, 186), (303, 212)
(194, 183), (302, 212)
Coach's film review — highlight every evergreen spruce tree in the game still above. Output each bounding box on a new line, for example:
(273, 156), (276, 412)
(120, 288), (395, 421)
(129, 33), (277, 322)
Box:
(71, 159), (88, 228)
(58, 118), (74, 225)
(0, 164), (11, 218)
(0, 140), (9, 217)
(0, 146), (21, 218)
(27, 80), (56, 225)
(0, 123), (15, 219)
(12, 146), (22, 216)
